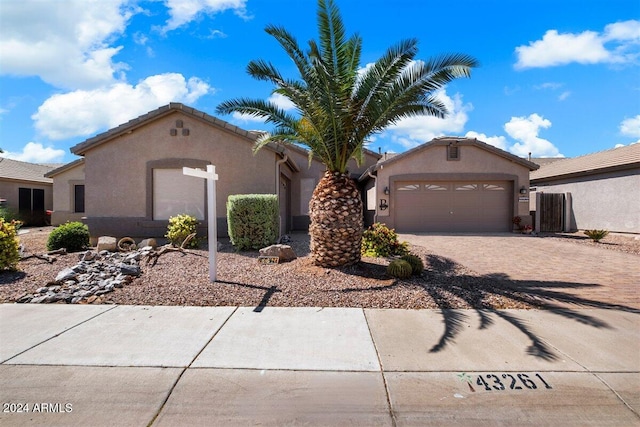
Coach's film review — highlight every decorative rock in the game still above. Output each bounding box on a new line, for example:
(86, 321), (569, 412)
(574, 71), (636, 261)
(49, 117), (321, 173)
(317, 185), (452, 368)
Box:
(118, 263), (141, 276)
(259, 244), (297, 263)
(55, 268), (77, 283)
(79, 250), (97, 261)
(97, 236), (117, 252)
(138, 238), (158, 249)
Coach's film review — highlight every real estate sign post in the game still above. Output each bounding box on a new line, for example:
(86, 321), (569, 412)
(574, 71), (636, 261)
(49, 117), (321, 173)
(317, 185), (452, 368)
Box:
(183, 165), (218, 282)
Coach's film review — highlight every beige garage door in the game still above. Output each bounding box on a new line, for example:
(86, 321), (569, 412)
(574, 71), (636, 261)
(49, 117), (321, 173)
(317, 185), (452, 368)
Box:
(394, 181), (512, 232)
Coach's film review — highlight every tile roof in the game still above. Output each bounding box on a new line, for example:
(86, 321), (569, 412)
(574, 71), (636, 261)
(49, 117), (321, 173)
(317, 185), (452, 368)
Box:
(71, 103), (276, 156)
(45, 158), (85, 178)
(0, 157), (59, 184)
(530, 143), (640, 182)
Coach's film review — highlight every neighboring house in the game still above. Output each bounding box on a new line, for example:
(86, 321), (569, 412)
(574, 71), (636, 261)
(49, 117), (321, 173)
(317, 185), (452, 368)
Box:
(48, 103), (379, 242)
(530, 143), (640, 234)
(359, 137), (539, 232)
(0, 157), (58, 225)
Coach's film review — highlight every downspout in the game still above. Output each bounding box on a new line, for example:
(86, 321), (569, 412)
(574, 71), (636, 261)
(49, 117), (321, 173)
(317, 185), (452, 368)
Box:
(276, 154), (289, 238)
(367, 169), (377, 224)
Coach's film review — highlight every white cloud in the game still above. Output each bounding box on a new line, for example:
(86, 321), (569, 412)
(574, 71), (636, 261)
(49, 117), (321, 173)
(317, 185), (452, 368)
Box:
(504, 114), (562, 157)
(0, 0), (136, 90)
(386, 90), (472, 148)
(620, 114), (640, 138)
(464, 131), (509, 151)
(465, 114), (563, 158)
(232, 112), (266, 123)
(161, 0), (249, 33)
(515, 20), (640, 69)
(268, 93), (296, 111)
(558, 91), (571, 101)
(32, 73), (212, 140)
(1, 142), (65, 163)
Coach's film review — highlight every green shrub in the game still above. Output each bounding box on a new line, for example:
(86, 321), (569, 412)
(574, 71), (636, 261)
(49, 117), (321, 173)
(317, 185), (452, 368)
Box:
(166, 214), (200, 248)
(401, 254), (424, 275)
(0, 219), (21, 271)
(227, 194), (278, 251)
(361, 222), (409, 257)
(0, 206), (22, 227)
(46, 221), (90, 252)
(387, 259), (413, 279)
(584, 229), (609, 242)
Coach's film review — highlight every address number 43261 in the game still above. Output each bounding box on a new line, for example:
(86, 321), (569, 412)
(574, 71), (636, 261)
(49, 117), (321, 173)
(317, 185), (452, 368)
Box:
(476, 373), (552, 391)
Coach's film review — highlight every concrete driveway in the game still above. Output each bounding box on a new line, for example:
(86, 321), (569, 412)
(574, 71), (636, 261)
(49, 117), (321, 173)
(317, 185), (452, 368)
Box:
(400, 233), (640, 309)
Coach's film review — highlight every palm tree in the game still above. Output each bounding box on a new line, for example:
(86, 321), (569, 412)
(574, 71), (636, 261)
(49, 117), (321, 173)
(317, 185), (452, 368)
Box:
(216, 0), (478, 267)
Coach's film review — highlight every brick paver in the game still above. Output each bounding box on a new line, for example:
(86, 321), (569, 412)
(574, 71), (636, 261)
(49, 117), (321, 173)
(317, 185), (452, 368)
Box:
(400, 233), (640, 309)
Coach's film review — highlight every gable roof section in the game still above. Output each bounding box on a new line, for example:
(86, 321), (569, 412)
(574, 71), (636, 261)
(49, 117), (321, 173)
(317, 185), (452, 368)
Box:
(45, 158), (85, 178)
(71, 103), (282, 156)
(359, 136), (539, 180)
(530, 143), (640, 183)
(0, 157), (58, 184)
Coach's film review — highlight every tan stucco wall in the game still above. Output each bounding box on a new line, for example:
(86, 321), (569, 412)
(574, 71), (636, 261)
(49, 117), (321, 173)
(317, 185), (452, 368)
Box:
(372, 143), (532, 229)
(83, 111), (277, 219)
(533, 169), (640, 233)
(50, 162), (85, 225)
(0, 179), (52, 220)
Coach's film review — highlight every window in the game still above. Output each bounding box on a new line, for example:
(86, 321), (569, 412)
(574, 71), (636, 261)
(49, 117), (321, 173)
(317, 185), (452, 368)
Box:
(483, 183), (506, 191)
(74, 185), (85, 213)
(447, 144), (460, 160)
(397, 184), (421, 191)
(424, 184), (449, 191)
(153, 169), (205, 220)
(455, 184), (478, 191)
(19, 188), (44, 213)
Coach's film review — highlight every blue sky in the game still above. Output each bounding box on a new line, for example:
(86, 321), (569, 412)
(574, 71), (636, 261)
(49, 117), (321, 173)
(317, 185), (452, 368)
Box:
(1, 0), (639, 164)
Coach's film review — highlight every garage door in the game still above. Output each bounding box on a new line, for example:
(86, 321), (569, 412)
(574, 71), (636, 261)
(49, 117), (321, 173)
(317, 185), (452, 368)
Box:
(394, 181), (512, 232)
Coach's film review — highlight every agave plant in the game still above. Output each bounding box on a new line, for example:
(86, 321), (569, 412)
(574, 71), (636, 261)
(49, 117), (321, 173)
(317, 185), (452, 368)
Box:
(216, 0), (478, 267)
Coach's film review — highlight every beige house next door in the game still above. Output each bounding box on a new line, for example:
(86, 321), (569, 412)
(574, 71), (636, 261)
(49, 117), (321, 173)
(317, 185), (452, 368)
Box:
(394, 181), (512, 232)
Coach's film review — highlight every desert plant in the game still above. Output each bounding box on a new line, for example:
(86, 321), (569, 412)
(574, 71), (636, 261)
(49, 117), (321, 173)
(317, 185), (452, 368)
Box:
(227, 194), (278, 251)
(216, 0), (477, 267)
(166, 214), (200, 248)
(46, 221), (90, 252)
(583, 229), (609, 242)
(362, 223), (409, 258)
(387, 259), (413, 279)
(0, 219), (21, 270)
(401, 254), (424, 275)
(0, 206), (22, 227)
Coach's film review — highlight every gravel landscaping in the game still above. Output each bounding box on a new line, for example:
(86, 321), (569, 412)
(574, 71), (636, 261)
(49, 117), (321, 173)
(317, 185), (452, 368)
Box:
(1, 227), (638, 309)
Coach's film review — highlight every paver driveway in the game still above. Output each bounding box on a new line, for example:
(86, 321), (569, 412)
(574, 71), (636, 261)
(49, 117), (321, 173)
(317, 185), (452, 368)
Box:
(400, 233), (640, 309)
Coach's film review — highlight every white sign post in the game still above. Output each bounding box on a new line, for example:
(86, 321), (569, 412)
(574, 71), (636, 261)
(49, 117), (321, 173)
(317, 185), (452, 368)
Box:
(183, 165), (218, 282)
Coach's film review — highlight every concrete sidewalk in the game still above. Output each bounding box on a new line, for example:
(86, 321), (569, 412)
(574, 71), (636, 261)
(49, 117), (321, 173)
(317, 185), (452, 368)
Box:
(1, 304), (639, 426)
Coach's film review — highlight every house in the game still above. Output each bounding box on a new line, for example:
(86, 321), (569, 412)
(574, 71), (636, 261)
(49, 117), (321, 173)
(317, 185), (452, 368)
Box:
(530, 143), (640, 234)
(359, 137), (539, 232)
(47, 103), (379, 242)
(0, 157), (59, 225)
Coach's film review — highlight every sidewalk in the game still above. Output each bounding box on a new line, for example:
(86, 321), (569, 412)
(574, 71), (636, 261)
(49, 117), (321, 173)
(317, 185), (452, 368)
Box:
(1, 304), (639, 426)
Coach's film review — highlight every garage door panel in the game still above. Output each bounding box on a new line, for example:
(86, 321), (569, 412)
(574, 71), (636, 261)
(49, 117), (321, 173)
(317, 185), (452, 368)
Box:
(394, 181), (511, 232)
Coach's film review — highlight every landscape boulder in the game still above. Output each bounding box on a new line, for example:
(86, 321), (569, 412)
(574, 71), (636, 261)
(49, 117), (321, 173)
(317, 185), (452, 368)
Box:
(259, 244), (297, 263)
(97, 236), (117, 252)
(138, 238), (158, 249)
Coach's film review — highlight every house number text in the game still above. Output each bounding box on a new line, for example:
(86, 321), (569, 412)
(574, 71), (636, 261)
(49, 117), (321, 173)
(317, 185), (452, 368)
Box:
(474, 373), (552, 391)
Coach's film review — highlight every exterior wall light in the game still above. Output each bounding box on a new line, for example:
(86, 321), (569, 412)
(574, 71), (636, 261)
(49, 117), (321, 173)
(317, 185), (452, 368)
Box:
(519, 186), (528, 194)
(384, 186), (390, 195)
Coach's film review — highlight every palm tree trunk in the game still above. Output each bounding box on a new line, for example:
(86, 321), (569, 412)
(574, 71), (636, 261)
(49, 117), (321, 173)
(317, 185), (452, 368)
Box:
(309, 171), (363, 267)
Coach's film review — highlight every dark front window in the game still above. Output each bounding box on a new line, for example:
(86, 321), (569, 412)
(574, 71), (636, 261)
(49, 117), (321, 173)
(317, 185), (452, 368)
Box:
(74, 185), (85, 213)
(18, 188), (45, 225)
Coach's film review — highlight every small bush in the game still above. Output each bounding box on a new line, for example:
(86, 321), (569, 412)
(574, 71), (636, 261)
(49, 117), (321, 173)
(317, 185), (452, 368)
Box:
(401, 254), (424, 275)
(0, 206), (22, 224)
(227, 194), (278, 251)
(166, 214), (200, 248)
(362, 223), (409, 257)
(46, 221), (90, 252)
(0, 219), (21, 271)
(584, 229), (609, 242)
(387, 259), (413, 279)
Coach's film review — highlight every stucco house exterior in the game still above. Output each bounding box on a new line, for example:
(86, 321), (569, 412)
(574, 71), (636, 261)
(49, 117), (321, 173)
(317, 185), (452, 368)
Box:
(530, 143), (640, 234)
(46, 103), (379, 241)
(0, 158), (58, 225)
(360, 137), (539, 232)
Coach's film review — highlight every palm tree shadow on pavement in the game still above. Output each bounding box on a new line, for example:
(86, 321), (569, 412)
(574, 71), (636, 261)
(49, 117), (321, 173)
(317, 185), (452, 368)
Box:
(339, 253), (639, 361)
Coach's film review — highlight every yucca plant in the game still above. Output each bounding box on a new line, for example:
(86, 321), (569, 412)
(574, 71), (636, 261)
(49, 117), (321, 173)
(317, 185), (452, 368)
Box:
(216, 0), (477, 267)
(584, 229), (609, 242)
